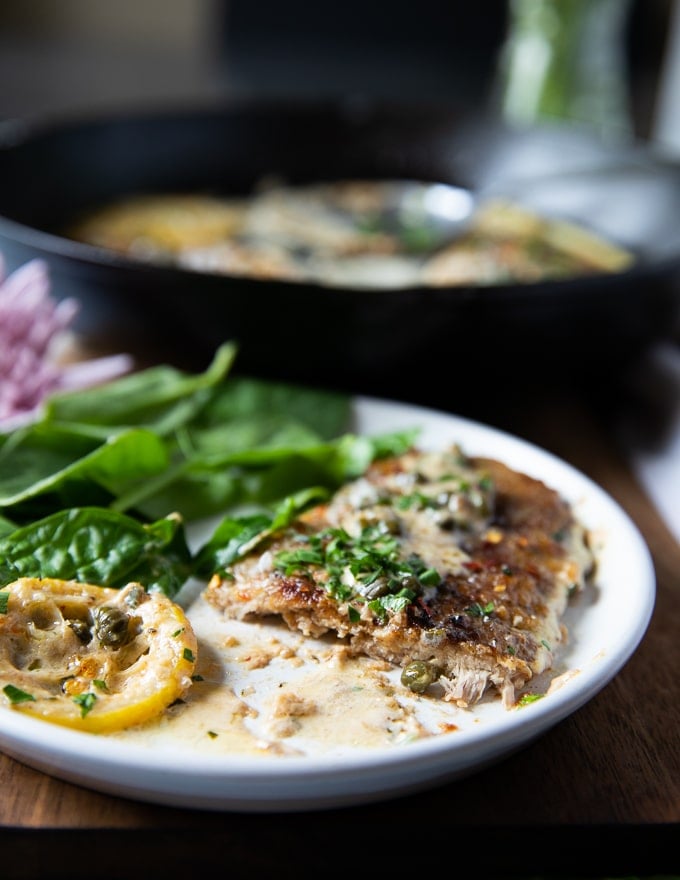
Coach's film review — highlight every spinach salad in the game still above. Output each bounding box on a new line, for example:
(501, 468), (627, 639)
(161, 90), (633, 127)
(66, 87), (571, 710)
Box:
(0, 342), (417, 597)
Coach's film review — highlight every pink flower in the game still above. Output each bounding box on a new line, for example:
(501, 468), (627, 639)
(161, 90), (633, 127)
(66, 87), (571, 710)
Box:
(0, 256), (133, 430)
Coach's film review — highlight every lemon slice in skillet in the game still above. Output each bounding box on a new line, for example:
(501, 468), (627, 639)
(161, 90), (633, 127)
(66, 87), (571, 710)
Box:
(0, 577), (197, 733)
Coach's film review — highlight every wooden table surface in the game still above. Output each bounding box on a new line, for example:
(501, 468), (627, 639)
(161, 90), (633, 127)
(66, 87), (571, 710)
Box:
(1, 338), (678, 879)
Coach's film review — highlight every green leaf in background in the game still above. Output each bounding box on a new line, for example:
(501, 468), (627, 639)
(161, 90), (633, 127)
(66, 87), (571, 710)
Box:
(192, 513), (274, 579)
(0, 507), (192, 597)
(123, 428), (419, 523)
(0, 343), (358, 525)
(97, 372), (357, 520)
(0, 338), (422, 596)
(41, 341), (238, 436)
(0, 514), (16, 538)
(193, 485), (330, 578)
(191, 375), (351, 439)
(0, 425), (169, 522)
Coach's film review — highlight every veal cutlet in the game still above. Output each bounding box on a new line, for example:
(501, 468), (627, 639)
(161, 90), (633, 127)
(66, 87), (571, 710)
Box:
(205, 446), (595, 707)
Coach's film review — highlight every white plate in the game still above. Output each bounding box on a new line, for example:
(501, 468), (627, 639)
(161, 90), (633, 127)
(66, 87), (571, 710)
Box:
(0, 396), (655, 812)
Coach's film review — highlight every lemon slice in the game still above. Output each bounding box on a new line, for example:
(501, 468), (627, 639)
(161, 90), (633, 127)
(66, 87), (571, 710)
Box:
(0, 577), (197, 733)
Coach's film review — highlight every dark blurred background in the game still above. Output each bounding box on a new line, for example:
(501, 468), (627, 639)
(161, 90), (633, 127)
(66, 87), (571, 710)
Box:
(0, 0), (677, 149)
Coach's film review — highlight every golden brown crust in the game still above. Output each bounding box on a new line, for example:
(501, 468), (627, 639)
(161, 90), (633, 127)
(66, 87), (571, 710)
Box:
(205, 447), (593, 707)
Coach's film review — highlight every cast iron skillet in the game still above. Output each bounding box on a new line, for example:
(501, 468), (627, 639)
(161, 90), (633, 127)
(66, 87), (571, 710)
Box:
(0, 97), (678, 404)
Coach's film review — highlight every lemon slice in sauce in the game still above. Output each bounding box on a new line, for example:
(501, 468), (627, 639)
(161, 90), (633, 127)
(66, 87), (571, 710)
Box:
(0, 578), (197, 733)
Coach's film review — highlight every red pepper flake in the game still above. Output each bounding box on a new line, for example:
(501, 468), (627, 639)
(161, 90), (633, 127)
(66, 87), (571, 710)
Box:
(463, 560), (483, 572)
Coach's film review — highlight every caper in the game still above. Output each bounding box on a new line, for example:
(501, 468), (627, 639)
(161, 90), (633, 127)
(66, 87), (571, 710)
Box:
(357, 576), (390, 599)
(93, 605), (132, 647)
(399, 573), (420, 592)
(67, 619), (92, 643)
(400, 660), (440, 694)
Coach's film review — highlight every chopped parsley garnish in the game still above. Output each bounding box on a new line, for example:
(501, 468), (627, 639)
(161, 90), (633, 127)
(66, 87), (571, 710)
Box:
(368, 588), (414, 623)
(419, 567), (441, 587)
(0, 592), (9, 614)
(466, 601), (495, 618)
(518, 693), (545, 707)
(397, 491), (439, 511)
(3, 684), (36, 704)
(183, 648), (195, 663)
(73, 692), (97, 717)
(273, 523), (440, 620)
(93, 679), (108, 691)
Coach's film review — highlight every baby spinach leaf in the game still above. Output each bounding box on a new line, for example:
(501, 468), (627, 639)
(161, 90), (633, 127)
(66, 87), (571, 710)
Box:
(193, 486), (329, 578)
(0, 507), (192, 597)
(192, 513), (274, 578)
(0, 426), (169, 523)
(117, 430), (417, 523)
(42, 341), (237, 435)
(177, 415), (325, 460)
(0, 514), (16, 538)
(193, 376), (351, 441)
(0, 335), (421, 595)
(7, 346), (354, 524)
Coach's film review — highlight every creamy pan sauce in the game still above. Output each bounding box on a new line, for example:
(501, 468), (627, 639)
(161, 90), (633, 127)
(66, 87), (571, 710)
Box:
(108, 589), (581, 757)
(109, 594), (445, 756)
